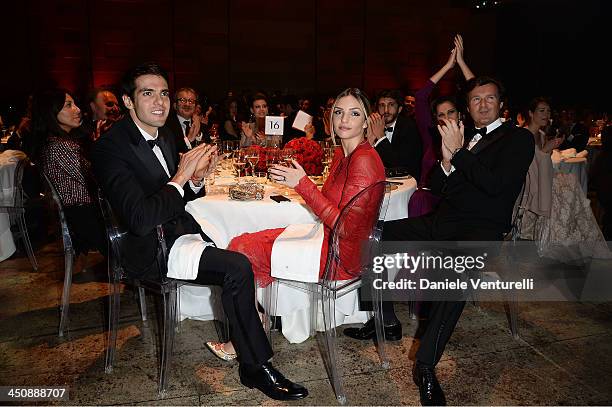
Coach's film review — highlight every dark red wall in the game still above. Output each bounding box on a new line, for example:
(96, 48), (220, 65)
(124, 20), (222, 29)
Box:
(1, 0), (495, 108)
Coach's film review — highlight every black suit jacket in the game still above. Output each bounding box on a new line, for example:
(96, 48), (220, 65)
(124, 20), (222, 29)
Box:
(428, 122), (535, 239)
(92, 116), (208, 278)
(162, 112), (210, 154)
(558, 122), (588, 152)
(375, 115), (423, 180)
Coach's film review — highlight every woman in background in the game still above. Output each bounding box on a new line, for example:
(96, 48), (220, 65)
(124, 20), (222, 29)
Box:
(31, 89), (107, 256)
(409, 34), (474, 217)
(519, 97), (609, 263)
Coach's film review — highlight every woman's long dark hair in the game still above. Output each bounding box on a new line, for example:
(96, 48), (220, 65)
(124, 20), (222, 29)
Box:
(30, 88), (74, 161)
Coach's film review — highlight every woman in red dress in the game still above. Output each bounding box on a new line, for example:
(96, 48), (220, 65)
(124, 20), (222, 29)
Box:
(206, 88), (385, 360)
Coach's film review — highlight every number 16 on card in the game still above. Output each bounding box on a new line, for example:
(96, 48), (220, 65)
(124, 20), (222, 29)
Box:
(265, 116), (284, 135)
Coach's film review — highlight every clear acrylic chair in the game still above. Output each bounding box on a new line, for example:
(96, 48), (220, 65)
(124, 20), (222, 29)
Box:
(263, 181), (391, 404)
(41, 173), (77, 337)
(98, 192), (180, 397)
(0, 157), (37, 270)
(468, 195), (527, 340)
(98, 192), (229, 397)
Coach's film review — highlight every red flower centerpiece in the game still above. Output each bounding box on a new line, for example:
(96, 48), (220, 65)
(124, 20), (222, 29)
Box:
(283, 137), (324, 175)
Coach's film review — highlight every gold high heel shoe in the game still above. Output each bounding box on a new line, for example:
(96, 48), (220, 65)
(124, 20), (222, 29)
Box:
(205, 341), (237, 361)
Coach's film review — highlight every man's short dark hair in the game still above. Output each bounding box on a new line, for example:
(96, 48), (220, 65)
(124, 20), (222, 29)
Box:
(464, 76), (505, 103)
(121, 62), (169, 100)
(376, 89), (403, 107)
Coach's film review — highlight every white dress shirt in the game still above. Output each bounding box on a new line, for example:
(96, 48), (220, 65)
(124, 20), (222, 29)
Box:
(374, 119), (397, 147)
(177, 114), (194, 149)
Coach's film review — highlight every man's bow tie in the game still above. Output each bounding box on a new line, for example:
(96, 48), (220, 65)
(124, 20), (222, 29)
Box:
(384, 126), (394, 133)
(147, 139), (160, 149)
(472, 127), (488, 138)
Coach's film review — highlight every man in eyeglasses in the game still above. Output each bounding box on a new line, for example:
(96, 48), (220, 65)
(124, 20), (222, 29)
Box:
(163, 87), (210, 153)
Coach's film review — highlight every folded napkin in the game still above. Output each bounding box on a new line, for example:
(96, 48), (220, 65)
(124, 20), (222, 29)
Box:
(560, 148), (577, 158)
(271, 222), (324, 283)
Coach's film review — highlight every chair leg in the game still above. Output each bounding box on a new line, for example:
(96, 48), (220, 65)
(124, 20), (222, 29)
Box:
(262, 281), (278, 348)
(58, 250), (74, 337)
(372, 283), (390, 369)
(505, 298), (520, 340)
(320, 285), (347, 405)
(159, 284), (177, 398)
(175, 285), (181, 334)
(105, 277), (121, 374)
(18, 214), (37, 271)
(407, 299), (417, 320)
(309, 284), (318, 338)
(138, 286), (147, 323)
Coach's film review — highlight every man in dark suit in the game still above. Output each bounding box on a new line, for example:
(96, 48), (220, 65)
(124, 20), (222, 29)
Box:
(91, 62), (307, 401)
(557, 108), (589, 152)
(367, 89), (423, 180)
(346, 77), (534, 405)
(162, 87), (209, 154)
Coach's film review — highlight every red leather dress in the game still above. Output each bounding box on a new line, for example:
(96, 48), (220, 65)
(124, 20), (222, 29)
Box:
(228, 141), (385, 287)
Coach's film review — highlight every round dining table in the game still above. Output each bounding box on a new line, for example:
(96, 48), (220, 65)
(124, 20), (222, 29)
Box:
(179, 168), (416, 343)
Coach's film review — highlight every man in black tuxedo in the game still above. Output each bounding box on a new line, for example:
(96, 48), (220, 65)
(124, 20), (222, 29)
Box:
(91, 62), (307, 401)
(367, 89), (422, 180)
(162, 87), (209, 154)
(346, 77), (534, 405)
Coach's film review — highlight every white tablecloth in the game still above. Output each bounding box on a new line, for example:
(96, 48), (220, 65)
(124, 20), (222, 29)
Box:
(180, 172), (416, 342)
(0, 150), (26, 262)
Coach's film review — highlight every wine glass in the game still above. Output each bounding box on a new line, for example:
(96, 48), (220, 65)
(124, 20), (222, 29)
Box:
(266, 150), (281, 181)
(233, 149), (247, 180)
(282, 148), (295, 167)
(209, 123), (220, 144)
(322, 146), (335, 180)
(245, 147), (260, 178)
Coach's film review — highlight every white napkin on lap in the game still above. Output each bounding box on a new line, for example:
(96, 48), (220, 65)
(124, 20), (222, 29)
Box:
(167, 234), (214, 280)
(271, 223), (324, 283)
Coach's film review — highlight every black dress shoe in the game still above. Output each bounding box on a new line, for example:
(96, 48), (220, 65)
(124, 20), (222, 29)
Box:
(343, 317), (402, 341)
(239, 362), (308, 400)
(412, 362), (446, 406)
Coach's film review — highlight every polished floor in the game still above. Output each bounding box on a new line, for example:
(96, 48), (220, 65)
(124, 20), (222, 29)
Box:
(1, 234), (612, 406)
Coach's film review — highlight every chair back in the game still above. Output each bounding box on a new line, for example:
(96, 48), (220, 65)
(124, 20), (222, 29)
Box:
(97, 191), (128, 280)
(0, 156), (28, 209)
(321, 181), (390, 283)
(97, 191), (168, 282)
(42, 173), (74, 254)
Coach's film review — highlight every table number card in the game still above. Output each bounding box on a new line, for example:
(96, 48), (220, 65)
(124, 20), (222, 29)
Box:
(265, 116), (284, 135)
